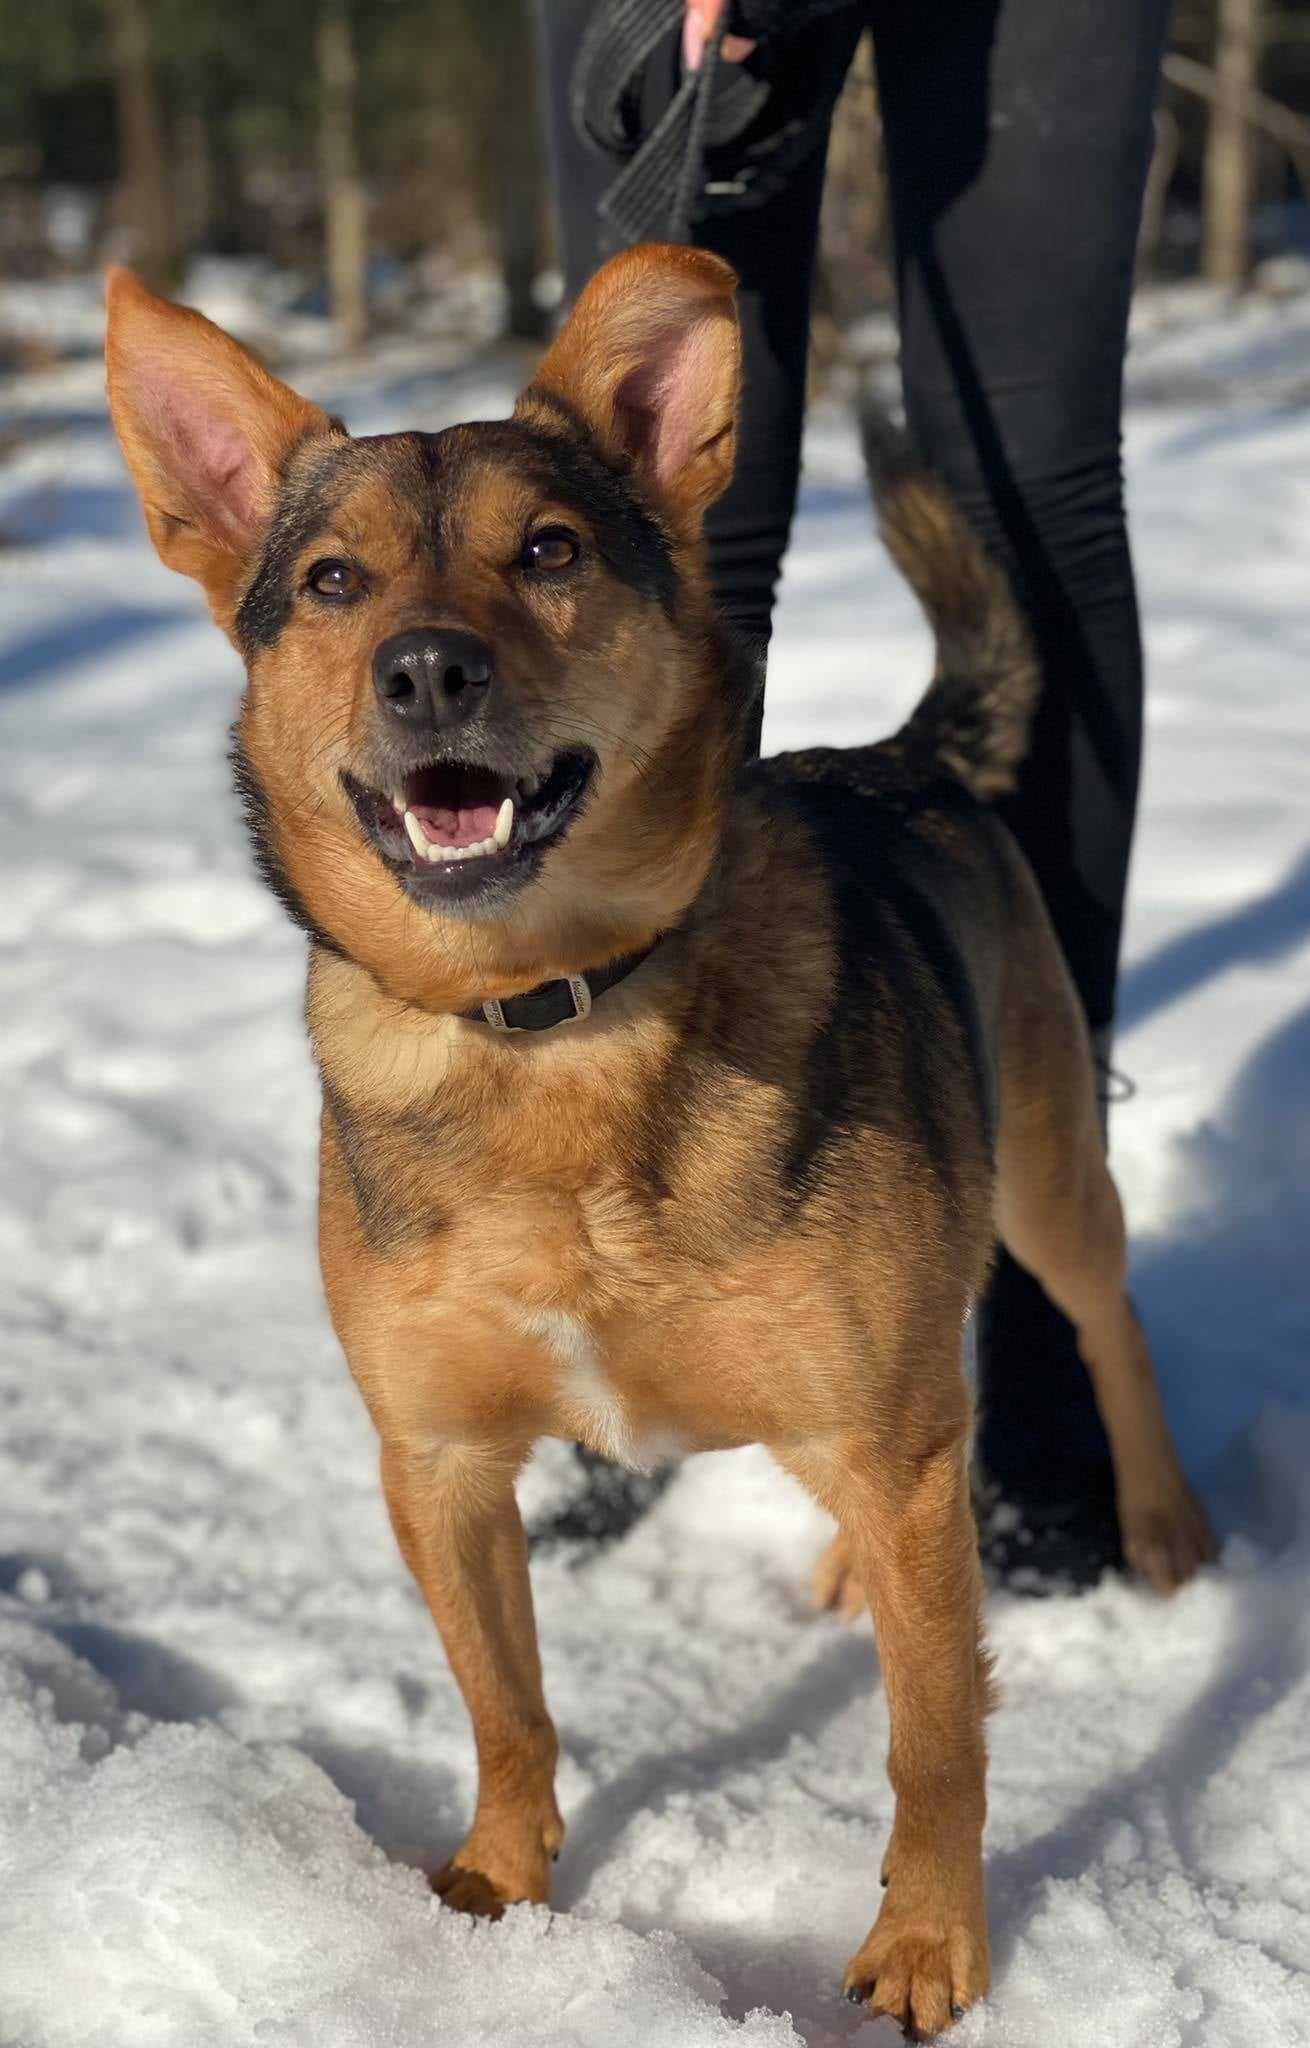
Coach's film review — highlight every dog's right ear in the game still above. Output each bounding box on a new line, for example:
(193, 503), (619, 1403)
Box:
(105, 267), (334, 624)
(515, 242), (740, 531)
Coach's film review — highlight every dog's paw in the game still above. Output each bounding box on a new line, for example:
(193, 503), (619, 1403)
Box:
(430, 1803), (564, 1919)
(431, 1858), (519, 1919)
(811, 1530), (868, 1619)
(844, 1897), (989, 2040)
(1121, 1481), (1215, 1596)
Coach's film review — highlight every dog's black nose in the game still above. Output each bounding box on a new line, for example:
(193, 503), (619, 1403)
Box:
(372, 627), (495, 734)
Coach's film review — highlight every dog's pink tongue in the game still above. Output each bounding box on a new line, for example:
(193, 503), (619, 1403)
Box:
(410, 802), (498, 849)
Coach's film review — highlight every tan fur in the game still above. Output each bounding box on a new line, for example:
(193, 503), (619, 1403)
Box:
(522, 242), (741, 526)
(104, 266), (333, 628)
(105, 243), (1212, 2040)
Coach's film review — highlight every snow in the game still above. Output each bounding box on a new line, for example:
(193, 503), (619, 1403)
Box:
(1, 280), (1309, 2044)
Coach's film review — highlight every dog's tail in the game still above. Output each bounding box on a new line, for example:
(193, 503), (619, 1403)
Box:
(860, 394), (1039, 802)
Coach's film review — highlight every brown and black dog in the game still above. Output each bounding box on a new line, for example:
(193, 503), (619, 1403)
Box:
(105, 243), (1211, 2038)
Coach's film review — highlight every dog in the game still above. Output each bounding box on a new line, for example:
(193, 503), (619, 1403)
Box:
(105, 242), (1212, 2038)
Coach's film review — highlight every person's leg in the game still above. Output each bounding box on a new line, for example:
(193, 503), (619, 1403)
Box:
(872, 0), (1172, 1530)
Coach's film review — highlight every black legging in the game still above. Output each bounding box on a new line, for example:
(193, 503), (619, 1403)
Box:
(535, 0), (1171, 1503)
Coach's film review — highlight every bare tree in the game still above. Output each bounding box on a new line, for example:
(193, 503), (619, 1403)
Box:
(466, 0), (548, 341)
(813, 33), (887, 376)
(487, 74), (547, 339)
(1203, 0), (1264, 286)
(104, 0), (178, 288)
(318, 0), (368, 352)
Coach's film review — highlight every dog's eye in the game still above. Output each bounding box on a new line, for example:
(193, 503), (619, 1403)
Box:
(521, 526), (580, 574)
(306, 558), (364, 600)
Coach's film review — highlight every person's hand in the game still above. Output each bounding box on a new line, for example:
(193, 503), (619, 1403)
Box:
(682, 0), (756, 72)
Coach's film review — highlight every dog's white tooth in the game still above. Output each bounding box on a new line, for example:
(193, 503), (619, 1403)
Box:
(392, 792), (406, 813)
(493, 797), (514, 850)
(419, 838), (500, 865)
(403, 809), (428, 858)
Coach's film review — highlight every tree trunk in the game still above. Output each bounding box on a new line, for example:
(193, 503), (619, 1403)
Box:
(175, 104), (213, 254)
(317, 0), (368, 353)
(104, 0), (178, 289)
(490, 132), (547, 341)
(480, 0), (547, 341)
(1203, 0), (1263, 286)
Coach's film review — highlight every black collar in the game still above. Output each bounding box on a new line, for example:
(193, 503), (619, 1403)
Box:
(461, 938), (662, 1034)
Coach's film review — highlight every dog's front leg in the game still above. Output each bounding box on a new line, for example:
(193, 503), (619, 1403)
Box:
(380, 1438), (563, 1916)
(794, 1434), (992, 2037)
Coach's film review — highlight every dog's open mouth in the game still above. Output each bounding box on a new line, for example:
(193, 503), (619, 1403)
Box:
(343, 749), (596, 903)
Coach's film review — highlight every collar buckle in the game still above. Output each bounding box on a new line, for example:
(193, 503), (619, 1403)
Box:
(564, 973), (593, 1022)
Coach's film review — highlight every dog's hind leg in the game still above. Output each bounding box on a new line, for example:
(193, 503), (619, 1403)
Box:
(991, 840), (1213, 1594)
(783, 1426), (992, 2037)
(380, 1438), (564, 1915)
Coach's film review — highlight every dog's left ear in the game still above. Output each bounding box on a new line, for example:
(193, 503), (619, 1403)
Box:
(105, 266), (335, 625)
(516, 243), (740, 526)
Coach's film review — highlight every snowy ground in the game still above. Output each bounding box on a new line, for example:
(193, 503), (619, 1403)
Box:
(0, 281), (1308, 2047)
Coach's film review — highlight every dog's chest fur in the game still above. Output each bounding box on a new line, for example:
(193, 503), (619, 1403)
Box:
(309, 790), (1000, 1468)
(318, 1052), (851, 1463)
(308, 929), (931, 1464)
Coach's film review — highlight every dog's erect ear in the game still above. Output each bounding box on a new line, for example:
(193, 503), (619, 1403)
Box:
(105, 267), (334, 618)
(516, 243), (740, 525)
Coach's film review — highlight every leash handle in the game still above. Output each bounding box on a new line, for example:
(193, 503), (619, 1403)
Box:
(572, 0), (767, 249)
(571, 0), (859, 248)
